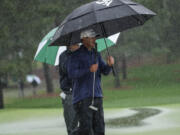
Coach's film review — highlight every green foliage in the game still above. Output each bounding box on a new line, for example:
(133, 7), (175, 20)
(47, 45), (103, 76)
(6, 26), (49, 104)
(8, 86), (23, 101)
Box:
(111, 0), (180, 62)
(1, 0), (179, 78)
(0, 0), (93, 78)
(0, 0), (38, 78)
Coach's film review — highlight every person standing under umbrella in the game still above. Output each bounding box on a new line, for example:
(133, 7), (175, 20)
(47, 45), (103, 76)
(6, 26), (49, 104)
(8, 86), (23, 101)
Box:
(59, 44), (80, 135)
(67, 29), (114, 135)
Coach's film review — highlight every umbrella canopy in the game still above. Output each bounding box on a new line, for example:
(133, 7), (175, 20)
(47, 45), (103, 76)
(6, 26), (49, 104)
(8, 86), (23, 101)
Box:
(50, 0), (156, 46)
(34, 27), (67, 65)
(34, 27), (120, 66)
(96, 32), (120, 52)
(26, 75), (41, 84)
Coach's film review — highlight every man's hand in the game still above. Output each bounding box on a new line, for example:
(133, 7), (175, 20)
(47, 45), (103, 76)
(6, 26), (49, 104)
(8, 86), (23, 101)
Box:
(90, 64), (98, 72)
(107, 56), (114, 66)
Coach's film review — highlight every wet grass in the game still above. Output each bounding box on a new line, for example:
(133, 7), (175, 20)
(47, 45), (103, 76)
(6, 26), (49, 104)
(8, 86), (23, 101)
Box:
(4, 63), (180, 108)
(0, 104), (180, 135)
(106, 108), (161, 127)
(102, 63), (180, 108)
(0, 108), (62, 123)
(5, 96), (62, 108)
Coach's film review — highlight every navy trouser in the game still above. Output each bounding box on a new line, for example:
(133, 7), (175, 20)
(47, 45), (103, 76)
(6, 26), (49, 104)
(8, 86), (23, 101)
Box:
(71, 98), (105, 135)
(62, 94), (78, 135)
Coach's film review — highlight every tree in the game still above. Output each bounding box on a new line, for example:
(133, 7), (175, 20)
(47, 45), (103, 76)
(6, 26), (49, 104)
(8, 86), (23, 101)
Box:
(0, 76), (6, 109)
(43, 63), (54, 93)
(134, 0), (180, 63)
(0, 0), (46, 107)
(113, 56), (121, 88)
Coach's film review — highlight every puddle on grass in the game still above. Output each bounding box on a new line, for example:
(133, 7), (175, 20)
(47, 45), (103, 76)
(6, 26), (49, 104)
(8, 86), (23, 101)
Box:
(106, 108), (161, 128)
(0, 107), (169, 135)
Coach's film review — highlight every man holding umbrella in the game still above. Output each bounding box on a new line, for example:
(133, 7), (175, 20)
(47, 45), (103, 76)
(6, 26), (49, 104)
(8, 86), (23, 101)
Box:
(68, 29), (114, 135)
(49, 1), (155, 134)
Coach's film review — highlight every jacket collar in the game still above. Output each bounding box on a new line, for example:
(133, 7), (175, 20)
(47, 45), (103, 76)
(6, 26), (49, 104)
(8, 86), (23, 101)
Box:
(81, 44), (95, 52)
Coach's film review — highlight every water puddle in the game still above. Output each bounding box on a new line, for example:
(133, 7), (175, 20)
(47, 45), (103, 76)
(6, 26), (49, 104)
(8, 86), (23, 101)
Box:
(0, 107), (178, 135)
(106, 108), (161, 128)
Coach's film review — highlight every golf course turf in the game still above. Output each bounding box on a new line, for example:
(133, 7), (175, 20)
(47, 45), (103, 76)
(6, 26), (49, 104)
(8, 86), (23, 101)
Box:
(1, 63), (180, 135)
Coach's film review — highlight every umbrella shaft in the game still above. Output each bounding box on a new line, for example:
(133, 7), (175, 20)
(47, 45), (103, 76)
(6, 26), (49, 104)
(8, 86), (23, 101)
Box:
(103, 38), (110, 56)
(100, 24), (116, 76)
(100, 24), (110, 57)
(92, 72), (96, 102)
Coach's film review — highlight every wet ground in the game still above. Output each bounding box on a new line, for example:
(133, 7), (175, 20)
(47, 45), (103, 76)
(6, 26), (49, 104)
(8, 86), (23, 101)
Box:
(106, 108), (161, 127)
(0, 104), (180, 135)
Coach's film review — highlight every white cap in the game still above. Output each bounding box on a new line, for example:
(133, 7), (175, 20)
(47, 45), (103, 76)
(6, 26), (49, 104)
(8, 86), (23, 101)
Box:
(80, 29), (98, 39)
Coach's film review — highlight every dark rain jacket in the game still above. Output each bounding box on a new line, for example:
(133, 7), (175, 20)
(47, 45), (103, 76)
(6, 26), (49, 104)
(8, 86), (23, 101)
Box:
(67, 45), (111, 104)
(59, 50), (73, 93)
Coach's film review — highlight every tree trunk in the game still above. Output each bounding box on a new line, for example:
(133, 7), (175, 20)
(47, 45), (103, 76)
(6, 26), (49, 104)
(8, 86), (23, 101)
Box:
(114, 56), (121, 88)
(166, 52), (172, 64)
(43, 63), (54, 93)
(138, 55), (141, 65)
(122, 53), (127, 80)
(0, 88), (3, 109)
(0, 79), (4, 109)
(18, 79), (24, 98)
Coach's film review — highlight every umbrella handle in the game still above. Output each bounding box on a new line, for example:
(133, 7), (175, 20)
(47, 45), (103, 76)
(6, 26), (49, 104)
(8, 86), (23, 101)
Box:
(102, 37), (116, 76)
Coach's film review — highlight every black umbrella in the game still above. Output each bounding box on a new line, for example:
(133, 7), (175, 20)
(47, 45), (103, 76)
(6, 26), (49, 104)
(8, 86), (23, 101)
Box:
(50, 0), (156, 46)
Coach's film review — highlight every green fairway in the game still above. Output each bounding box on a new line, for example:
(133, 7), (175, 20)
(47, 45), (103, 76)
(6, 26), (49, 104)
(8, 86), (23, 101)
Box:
(102, 63), (180, 108)
(4, 63), (180, 109)
(0, 109), (63, 123)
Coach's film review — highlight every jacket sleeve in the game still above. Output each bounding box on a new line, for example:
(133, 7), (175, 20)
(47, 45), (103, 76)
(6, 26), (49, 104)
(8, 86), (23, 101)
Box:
(98, 54), (111, 75)
(58, 54), (67, 90)
(67, 55), (90, 79)
(59, 66), (69, 91)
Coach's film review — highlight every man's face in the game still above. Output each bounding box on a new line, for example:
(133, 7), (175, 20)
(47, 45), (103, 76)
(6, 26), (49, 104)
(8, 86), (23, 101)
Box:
(83, 37), (96, 48)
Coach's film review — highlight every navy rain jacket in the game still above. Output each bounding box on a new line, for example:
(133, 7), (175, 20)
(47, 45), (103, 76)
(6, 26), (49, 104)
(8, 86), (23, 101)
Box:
(59, 50), (73, 93)
(67, 45), (111, 104)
